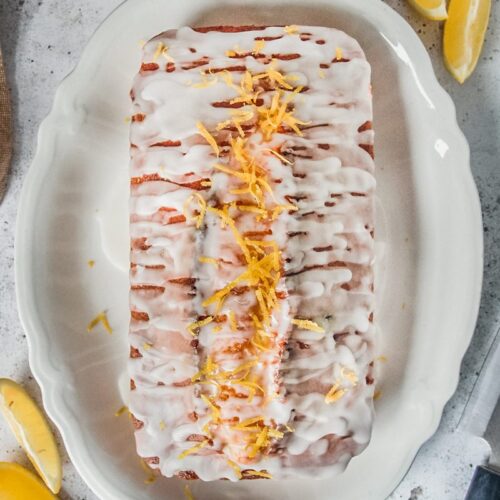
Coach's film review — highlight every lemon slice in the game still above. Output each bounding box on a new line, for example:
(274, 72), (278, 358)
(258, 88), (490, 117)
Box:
(444, 0), (491, 83)
(0, 462), (56, 499)
(408, 0), (448, 21)
(0, 379), (62, 494)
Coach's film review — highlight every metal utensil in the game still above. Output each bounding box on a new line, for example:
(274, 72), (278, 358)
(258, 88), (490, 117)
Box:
(461, 331), (500, 499)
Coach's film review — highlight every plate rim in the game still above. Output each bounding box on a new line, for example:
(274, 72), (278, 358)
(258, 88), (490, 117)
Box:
(15, 0), (483, 498)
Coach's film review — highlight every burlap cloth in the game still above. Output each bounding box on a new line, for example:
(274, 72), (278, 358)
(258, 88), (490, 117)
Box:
(0, 48), (12, 202)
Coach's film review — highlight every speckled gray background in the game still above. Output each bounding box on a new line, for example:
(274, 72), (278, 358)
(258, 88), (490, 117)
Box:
(0, 1), (498, 499)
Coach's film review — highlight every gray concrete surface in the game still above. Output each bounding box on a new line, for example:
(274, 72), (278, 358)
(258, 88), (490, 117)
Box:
(0, 1), (498, 498)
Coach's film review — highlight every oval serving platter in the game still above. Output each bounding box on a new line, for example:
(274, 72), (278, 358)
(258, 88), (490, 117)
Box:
(16, 0), (482, 499)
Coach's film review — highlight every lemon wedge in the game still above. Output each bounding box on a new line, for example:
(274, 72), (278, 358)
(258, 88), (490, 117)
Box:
(444, 0), (491, 83)
(0, 462), (56, 499)
(0, 379), (62, 494)
(408, 0), (448, 21)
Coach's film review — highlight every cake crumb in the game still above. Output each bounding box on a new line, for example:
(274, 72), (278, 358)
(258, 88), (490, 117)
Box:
(409, 486), (423, 500)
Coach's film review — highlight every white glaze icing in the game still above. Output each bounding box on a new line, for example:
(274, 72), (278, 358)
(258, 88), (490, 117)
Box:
(129, 25), (375, 481)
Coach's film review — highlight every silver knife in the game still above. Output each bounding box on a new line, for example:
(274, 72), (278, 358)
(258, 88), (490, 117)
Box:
(461, 330), (500, 499)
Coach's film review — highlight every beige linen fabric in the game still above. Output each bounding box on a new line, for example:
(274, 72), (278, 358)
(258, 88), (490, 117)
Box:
(0, 48), (12, 201)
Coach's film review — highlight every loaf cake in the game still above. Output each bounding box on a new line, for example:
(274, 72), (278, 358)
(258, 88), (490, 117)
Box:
(128, 24), (376, 481)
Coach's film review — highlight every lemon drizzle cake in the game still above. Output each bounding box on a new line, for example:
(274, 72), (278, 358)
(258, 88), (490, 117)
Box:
(129, 24), (376, 481)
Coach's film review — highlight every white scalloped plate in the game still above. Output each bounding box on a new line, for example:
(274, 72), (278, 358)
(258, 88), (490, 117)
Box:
(15, 0), (482, 499)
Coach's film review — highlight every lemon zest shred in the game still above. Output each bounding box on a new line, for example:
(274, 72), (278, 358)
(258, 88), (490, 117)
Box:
(252, 63), (293, 90)
(224, 359), (259, 378)
(267, 428), (284, 439)
(187, 316), (214, 336)
(250, 338), (271, 352)
(199, 256), (219, 266)
(183, 193), (207, 229)
(153, 42), (164, 61)
(87, 311), (113, 334)
(201, 394), (221, 423)
(264, 148), (293, 165)
(184, 484), (195, 500)
(215, 118), (233, 131)
(256, 88), (308, 140)
(206, 206), (252, 263)
(192, 72), (218, 88)
(284, 25), (299, 35)
(336, 47), (343, 61)
(178, 439), (210, 459)
(198, 380), (222, 397)
(235, 425), (262, 432)
(192, 77), (218, 89)
(114, 405), (129, 417)
(246, 470), (272, 479)
(161, 45), (175, 63)
(340, 366), (359, 385)
(235, 416), (264, 428)
(253, 39), (266, 54)
(291, 318), (325, 333)
(87, 259), (95, 268)
(229, 109), (255, 137)
(243, 71), (253, 93)
(325, 383), (346, 404)
(226, 459), (242, 478)
(247, 426), (269, 458)
(237, 204), (268, 216)
(214, 163), (250, 180)
(140, 459), (157, 484)
(271, 203), (298, 220)
(228, 311), (238, 331)
(235, 380), (264, 400)
(196, 121), (220, 156)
